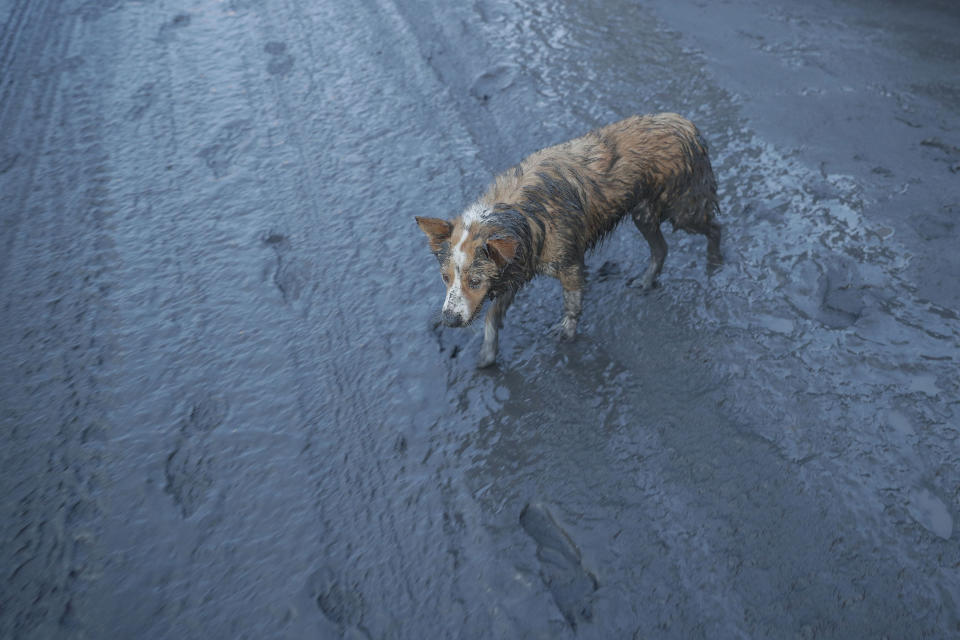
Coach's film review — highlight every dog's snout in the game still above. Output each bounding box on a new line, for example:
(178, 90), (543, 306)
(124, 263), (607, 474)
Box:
(442, 308), (463, 327)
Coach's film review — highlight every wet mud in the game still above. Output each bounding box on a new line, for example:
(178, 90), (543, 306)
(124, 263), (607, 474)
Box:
(1, 0), (958, 638)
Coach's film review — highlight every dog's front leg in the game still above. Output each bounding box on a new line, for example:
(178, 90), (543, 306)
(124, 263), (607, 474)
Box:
(478, 288), (515, 368)
(558, 262), (585, 342)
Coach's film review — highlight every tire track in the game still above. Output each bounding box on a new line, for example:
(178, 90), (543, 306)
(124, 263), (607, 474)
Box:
(72, 5), (347, 636)
(0, 11), (121, 635)
(0, 0), (44, 110)
(0, 0), (76, 280)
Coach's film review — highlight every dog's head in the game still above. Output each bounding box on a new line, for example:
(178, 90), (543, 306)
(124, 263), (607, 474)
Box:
(415, 213), (517, 327)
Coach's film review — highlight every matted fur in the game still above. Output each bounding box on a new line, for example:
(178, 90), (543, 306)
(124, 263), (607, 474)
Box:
(416, 113), (721, 367)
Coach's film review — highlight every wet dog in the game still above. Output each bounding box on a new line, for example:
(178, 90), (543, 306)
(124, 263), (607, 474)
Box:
(415, 113), (721, 367)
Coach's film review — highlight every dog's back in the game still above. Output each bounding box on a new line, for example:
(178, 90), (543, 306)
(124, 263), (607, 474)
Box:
(480, 113), (719, 269)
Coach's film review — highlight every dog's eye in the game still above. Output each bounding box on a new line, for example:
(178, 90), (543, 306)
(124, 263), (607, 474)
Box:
(468, 277), (482, 289)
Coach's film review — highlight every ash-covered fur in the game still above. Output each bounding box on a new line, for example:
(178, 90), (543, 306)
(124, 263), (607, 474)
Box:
(416, 113), (721, 368)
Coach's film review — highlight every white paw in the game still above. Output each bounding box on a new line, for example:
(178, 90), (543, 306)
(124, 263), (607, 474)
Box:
(477, 348), (497, 368)
(551, 318), (577, 342)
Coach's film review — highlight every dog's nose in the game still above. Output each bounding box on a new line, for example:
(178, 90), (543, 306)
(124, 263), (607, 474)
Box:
(442, 308), (462, 327)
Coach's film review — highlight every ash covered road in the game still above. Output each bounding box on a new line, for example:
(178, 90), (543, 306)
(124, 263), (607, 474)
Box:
(2, 0), (959, 638)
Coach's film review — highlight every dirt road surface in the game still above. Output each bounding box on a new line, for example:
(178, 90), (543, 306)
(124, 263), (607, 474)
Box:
(2, 0), (958, 637)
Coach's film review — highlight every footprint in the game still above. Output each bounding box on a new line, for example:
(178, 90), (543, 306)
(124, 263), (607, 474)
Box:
(183, 395), (228, 434)
(157, 13), (191, 43)
(907, 488), (954, 540)
(76, 0), (123, 22)
(226, 0), (258, 12)
(260, 230), (315, 314)
(470, 63), (517, 102)
(164, 394), (227, 517)
(264, 42), (295, 77)
(198, 119), (253, 178)
(81, 423), (108, 443)
(261, 230), (289, 249)
(0, 149), (19, 175)
(66, 498), (101, 530)
(305, 567), (368, 633)
(164, 439), (213, 518)
(274, 256), (316, 309)
(817, 264), (864, 329)
(520, 503), (598, 629)
(127, 82), (156, 121)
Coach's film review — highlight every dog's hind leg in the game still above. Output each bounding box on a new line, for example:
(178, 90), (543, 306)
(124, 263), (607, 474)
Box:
(628, 206), (667, 291)
(679, 209), (722, 267)
(705, 218), (722, 266)
(478, 288), (516, 368)
(557, 262), (585, 342)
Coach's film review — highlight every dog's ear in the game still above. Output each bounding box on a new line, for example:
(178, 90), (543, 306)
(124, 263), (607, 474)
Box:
(486, 236), (518, 268)
(415, 217), (453, 251)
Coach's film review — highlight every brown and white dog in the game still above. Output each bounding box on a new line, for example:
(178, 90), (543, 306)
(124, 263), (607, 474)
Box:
(416, 113), (721, 368)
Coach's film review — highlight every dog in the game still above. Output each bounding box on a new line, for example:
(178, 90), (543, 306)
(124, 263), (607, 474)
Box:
(415, 113), (721, 368)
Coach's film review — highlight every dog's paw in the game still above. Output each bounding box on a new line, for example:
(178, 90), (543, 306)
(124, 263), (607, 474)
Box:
(550, 320), (578, 343)
(477, 348), (498, 369)
(626, 275), (659, 293)
(706, 250), (723, 273)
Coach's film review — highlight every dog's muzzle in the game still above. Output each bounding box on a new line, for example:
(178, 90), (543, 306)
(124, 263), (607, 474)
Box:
(441, 308), (464, 327)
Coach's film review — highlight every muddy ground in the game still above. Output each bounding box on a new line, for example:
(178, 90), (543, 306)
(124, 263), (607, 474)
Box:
(1, 0), (958, 638)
